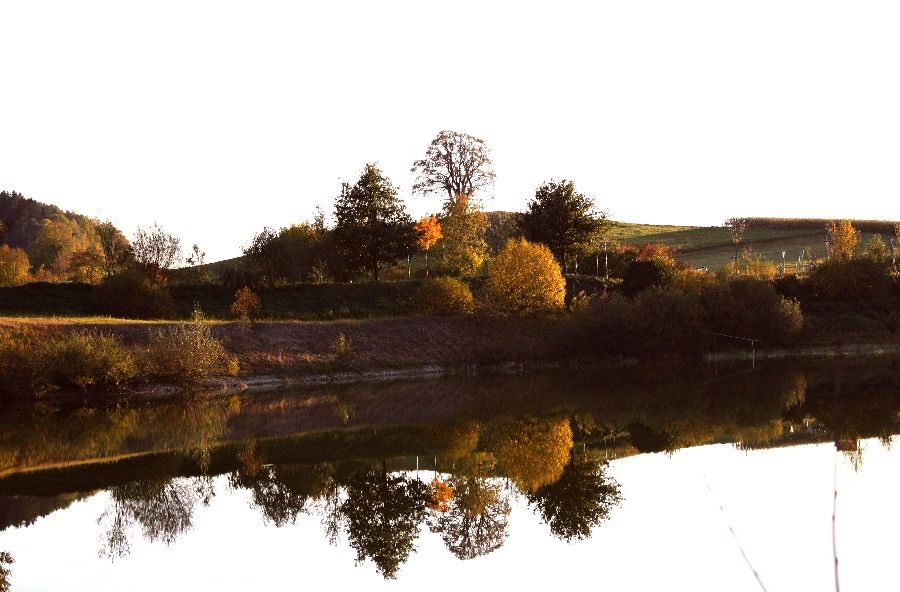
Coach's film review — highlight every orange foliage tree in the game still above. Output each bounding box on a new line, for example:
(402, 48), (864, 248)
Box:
(826, 220), (860, 261)
(415, 215), (443, 277)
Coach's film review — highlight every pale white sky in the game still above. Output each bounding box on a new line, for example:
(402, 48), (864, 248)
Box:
(2, 1), (899, 262)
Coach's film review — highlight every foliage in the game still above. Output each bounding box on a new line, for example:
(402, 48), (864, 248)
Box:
(31, 215), (103, 283)
(132, 223), (182, 283)
(94, 221), (132, 278)
(44, 331), (138, 390)
(724, 217), (750, 252)
(333, 164), (416, 281)
(811, 258), (893, 301)
(330, 332), (353, 364)
(415, 215), (442, 251)
(231, 287), (262, 321)
(0, 552), (11, 592)
(526, 458), (622, 541)
(826, 220), (860, 261)
(863, 234), (889, 262)
(340, 466), (429, 579)
(93, 270), (176, 319)
(484, 238), (565, 313)
(414, 277), (475, 315)
(243, 223), (331, 286)
(519, 179), (606, 268)
(700, 278), (803, 343)
(435, 195), (490, 276)
(621, 259), (676, 295)
(485, 211), (521, 253)
(427, 478), (454, 513)
(180, 244), (212, 284)
(492, 418), (573, 493)
(0, 245), (30, 286)
(411, 130), (495, 203)
(724, 250), (777, 281)
(145, 306), (235, 383)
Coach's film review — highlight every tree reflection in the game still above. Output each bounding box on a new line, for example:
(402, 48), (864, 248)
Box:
(428, 460), (510, 560)
(491, 417), (573, 492)
(98, 477), (213, 559)
(340, 463), (429, 579)
(229, 463), (332, 527)
(526, 456), (622, 541)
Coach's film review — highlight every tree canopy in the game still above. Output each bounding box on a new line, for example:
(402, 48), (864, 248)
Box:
(333, 164), (415, 281)
(519, 179), (605, 268)
(411, 130), (495, 204)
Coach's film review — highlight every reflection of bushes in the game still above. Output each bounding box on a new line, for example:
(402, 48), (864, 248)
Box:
(490, 417), (573, 493)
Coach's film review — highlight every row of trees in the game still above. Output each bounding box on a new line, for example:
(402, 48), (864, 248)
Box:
(239, 130), (607, 286)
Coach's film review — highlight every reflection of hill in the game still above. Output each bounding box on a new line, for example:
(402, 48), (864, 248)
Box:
(0, 492), (91, 531)
(1, 358), (899, 497)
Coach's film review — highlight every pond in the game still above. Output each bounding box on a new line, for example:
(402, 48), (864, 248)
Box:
(0, 358), (898, 590)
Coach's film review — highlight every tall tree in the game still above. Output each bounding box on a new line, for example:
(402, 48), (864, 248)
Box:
(518, 179), (606, 268)
(826, 219), (860, 261)
(94, 220), (132, 278)
(411, 130), (495, 205)
(132, 223), (182, 283)
(436, 194), (490, 276)
(725, 217), (750, 260)
(333, 164), (415, 281)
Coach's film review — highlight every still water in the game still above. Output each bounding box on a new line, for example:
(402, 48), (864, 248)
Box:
(0, 359), (898, 590)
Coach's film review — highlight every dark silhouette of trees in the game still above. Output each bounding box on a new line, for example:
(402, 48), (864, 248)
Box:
(340, 464), (429, 579)
(333, 164), (415, 281)
(228, 464), (332, 527)
(243, 223), (331, 286)
(519, 179), (606, 269)
(526, 457), (622, 541)
(412, 130), (495, 205)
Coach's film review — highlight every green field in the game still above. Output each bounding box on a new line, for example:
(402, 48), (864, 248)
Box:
(610, 221), (892, 271)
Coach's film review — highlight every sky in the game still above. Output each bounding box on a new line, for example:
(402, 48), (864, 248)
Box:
(2, 1), (899, 262)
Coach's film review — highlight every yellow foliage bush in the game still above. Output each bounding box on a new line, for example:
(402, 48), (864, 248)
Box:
(414, 277), (475, 315)
(0, 245), (30, 287)
(145, 306), (235, 383)
(485, 238), (565, 313)
(231, 286), (262, 321)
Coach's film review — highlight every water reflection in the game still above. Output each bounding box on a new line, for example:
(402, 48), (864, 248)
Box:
(1, 358), (900, 581)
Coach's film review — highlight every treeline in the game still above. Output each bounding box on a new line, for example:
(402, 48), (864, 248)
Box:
(743, 217), (898, 235)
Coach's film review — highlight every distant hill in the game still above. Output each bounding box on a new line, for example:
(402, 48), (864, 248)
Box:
(0, 190), (94, 251)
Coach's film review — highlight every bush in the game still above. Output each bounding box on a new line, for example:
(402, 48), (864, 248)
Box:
(45, 331), (137, 389)
(621, 259), (676, 295)
(145, 306), (235, 383)
(701, 278), (803, 344)
(231, 287), (262, 321)
(484, 238), (565, 313)
(414, 278), (474, 315)
(93, 270), (176, 319)
(811, 258), (893, 301)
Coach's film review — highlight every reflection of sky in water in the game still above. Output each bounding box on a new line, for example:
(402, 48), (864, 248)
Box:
(1, 439), (897, 591)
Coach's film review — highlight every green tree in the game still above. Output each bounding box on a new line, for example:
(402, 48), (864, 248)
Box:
(411, 130), (495, 205)
(863, 234), (889, 262)
(243, 223), (331, 286)
(519, 179), (606, 269)
(526, 457), (622, 541)
(340, 464), (429, 579)
(436, 195), (490, 276)
(333, 164), (415, 281)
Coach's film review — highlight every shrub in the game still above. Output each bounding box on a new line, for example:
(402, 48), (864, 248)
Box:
(145, 306), (234, 383)
(484, 238), (565, 313)
(330, 332), (353, 364)
(621, 259), (676, 295)
(231, 287), (262, 321)
(414, 277), (474, 315)
(724, 252), (777, 281)
(811, 258), (892, 301)
(701, 278), (803, 344)
(0, 245), (30, 287)
(93, 270), (176, 319)
(631, 289), (710, 355)
(45, 331), (137, 389)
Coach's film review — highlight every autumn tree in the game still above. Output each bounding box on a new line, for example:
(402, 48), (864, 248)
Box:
(826, 220), (859, 261)
(491, 418), (574, 493)
(436, 195), (490, 276)
(31, 216), (102, 281)
(94, 221), (132, 278)
(0, 245), (30, 287)
(231, 286), (262, 322)
(415, 215), (442, 277)
(519, 179), (606, 269)
(725, 217), (750, 259)
(862, 234), (888, 262)
(485, 238), (566, 313)
(132, 223), (182, 283)
(411, 130), (495, 206)
(333, 164), (416, 281)
(526, 457), (622, 541)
